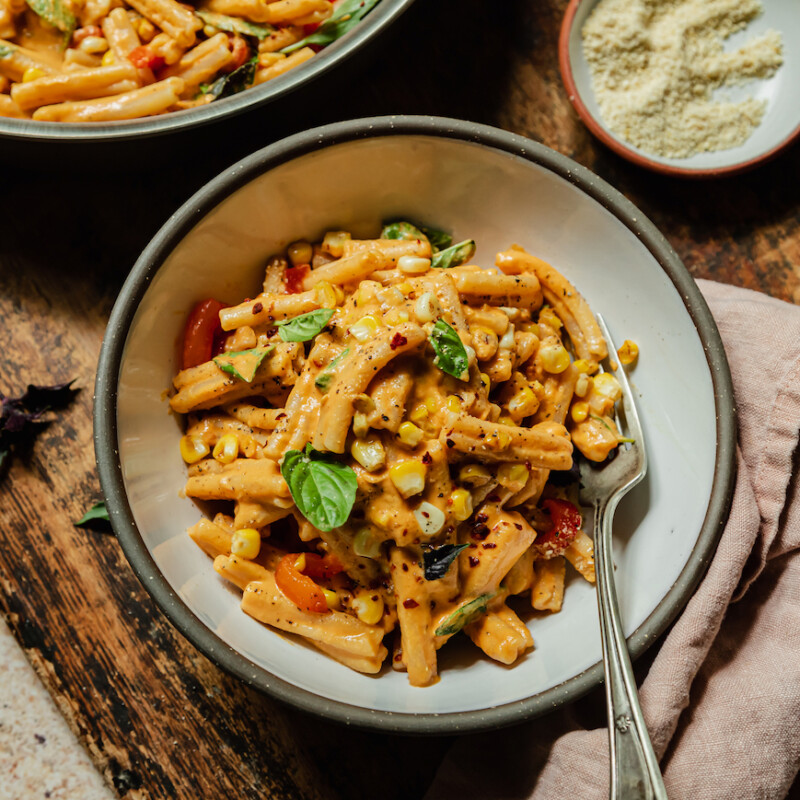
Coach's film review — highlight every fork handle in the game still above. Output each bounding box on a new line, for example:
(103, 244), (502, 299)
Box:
(594, 496), (668, 800)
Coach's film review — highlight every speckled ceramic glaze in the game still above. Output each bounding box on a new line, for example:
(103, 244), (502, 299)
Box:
(559, 0), (800, 177)
(94, 116), (736, 733)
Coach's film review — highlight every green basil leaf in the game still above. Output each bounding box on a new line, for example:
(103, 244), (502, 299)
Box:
(25, 0), (75, 35)
(204, 56), (257, 100)
(430, 319), (469, 380)
(434, 592), (494, 637)
(380, 220), (427, 242)
(75, 501), (110, 526)
(431, 239), (476, 269)
(281, 444), (357, 532)
(0, 44), (14, 58)
(276, 308), (334, 342)
(196, 10), (274, 39)
(423, 543), (469, 581)
(282, 0), (380, 53)
(213, 346), (273, 383)
(419, 225), (452, 253)
(314, 347), (350, 392)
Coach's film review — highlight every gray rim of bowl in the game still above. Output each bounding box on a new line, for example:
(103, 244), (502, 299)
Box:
(0, 0), (414, 143)
(94, 115), (737, 735)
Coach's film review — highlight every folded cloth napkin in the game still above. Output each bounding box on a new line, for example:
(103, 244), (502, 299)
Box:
(425, 279), (800, 800)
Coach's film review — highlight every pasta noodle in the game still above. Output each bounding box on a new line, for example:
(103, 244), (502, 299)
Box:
(171, 223), (634, 685)
(0, 0), (382, 121)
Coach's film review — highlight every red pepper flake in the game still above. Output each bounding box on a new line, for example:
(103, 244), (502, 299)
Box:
(252, 302), (263, 314)
(403, 599), (419, 609)
(482, 542), (497, 549)
(390, 332), (408, 350)
(394, 652), (403, 662)
(421, 452), (432, 465)
(471, 524), (490, 540)
(514, 522), (523, 530)
(446, 439), (455, 448)
(401, 563), (409, 572)
(488, 494), (500, 502)
(475, 513), (488, 524)
(468, 556), (479, 567)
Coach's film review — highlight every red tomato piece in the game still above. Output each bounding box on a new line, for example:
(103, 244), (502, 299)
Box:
(275, 554), (329, 614)
(128, 46), (165, 71)
(285, 264), (310, 294)
(303, 21), (320, 34)
(300, 553), (344, 580)
(535, 498), (582, 558)
(181, 298), (227, 370)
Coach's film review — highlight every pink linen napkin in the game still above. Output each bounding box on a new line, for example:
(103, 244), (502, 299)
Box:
(425, 279), (800, 800)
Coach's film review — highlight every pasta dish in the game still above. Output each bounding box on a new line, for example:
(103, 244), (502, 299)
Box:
(0, 0), (379, 122)
(169, 222), (636, 686)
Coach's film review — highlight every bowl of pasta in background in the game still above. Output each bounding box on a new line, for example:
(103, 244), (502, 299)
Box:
(0, 0), (413, 147)
(94, 115), (736, 733)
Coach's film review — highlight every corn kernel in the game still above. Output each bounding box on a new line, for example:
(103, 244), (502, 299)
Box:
(352, 411), (369, 439)
(397, 421), (424, 448)
(231, 528), (260, 560)
(322, 230), (350, 258)
(497, 463), (529, 491)
(593, 372), (622, 405)
(353, 527), (382, 559)
(414, 291), (441, 323)
(396, 281), (413, 295)
(618, 339), (639, 365)
(322, 588), (340, 610)
(507, 386), (538, 418)
(22, 67), (46, 83)
(351, 589), (384, 625)
(179, 435), (209, 464)
(449, 488), (473, 521)
(203, 23), (217, 36)
(398, 255), (431, 274)
(573, 358), (599, 375)
(315, 280), (338, 309)
(571, 401), (589, 423)
(479, 372), (491, 392)
(287, 240), (312, 267)
(79, 35), (108, 54)
(497, 415), (516, 427)
(413, 501), (446, 536)
(447, 395), (463, 414)
(213, 433), (239, 464)
(496, 428), (513, 449)
(575, 373), (591, 398)
(101, 49), (115, 65)
(459, 463), (492, 486)
(356, 283), (376, 307)
(349, 314), (380, 342)
(378, 287), (404, 306)
(538, 306), (562, 331)
(384, 308), (410, 326)
(137, 18), (156, 41)
(294, 553), (307, 572)
(389, 460), (426, 498)
(351, 437), (386, 471)
(424, 396), (439, 413)
(539, 342), (570, 374)
(409, 403), (429, 424)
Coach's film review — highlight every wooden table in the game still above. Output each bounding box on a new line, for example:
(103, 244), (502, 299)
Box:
(1, 0), (798, 798)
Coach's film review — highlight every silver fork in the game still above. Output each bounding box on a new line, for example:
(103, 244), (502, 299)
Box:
(579, 315), (667, 800)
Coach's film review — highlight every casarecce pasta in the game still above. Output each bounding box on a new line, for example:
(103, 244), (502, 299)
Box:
(170, 222), (638, 686)
(0, 0), (379, 121)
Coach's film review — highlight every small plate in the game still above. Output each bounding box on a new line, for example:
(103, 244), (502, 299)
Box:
(559, 0), (800, 177)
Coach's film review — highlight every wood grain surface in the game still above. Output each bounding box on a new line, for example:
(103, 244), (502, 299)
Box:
(1, 0), (798, 798)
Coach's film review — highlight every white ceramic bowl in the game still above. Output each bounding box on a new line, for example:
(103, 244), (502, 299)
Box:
(95, 116), (736, 733)
(559, 0), (800, 177)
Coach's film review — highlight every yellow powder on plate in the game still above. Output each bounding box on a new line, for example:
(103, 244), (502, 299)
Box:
(581, 0), (784, 159)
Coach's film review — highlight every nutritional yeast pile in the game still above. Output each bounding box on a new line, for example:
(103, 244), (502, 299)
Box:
(582, 0), (783, 159)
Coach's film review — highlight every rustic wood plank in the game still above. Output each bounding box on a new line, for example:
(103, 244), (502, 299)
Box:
(0, 0), (798, 798)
